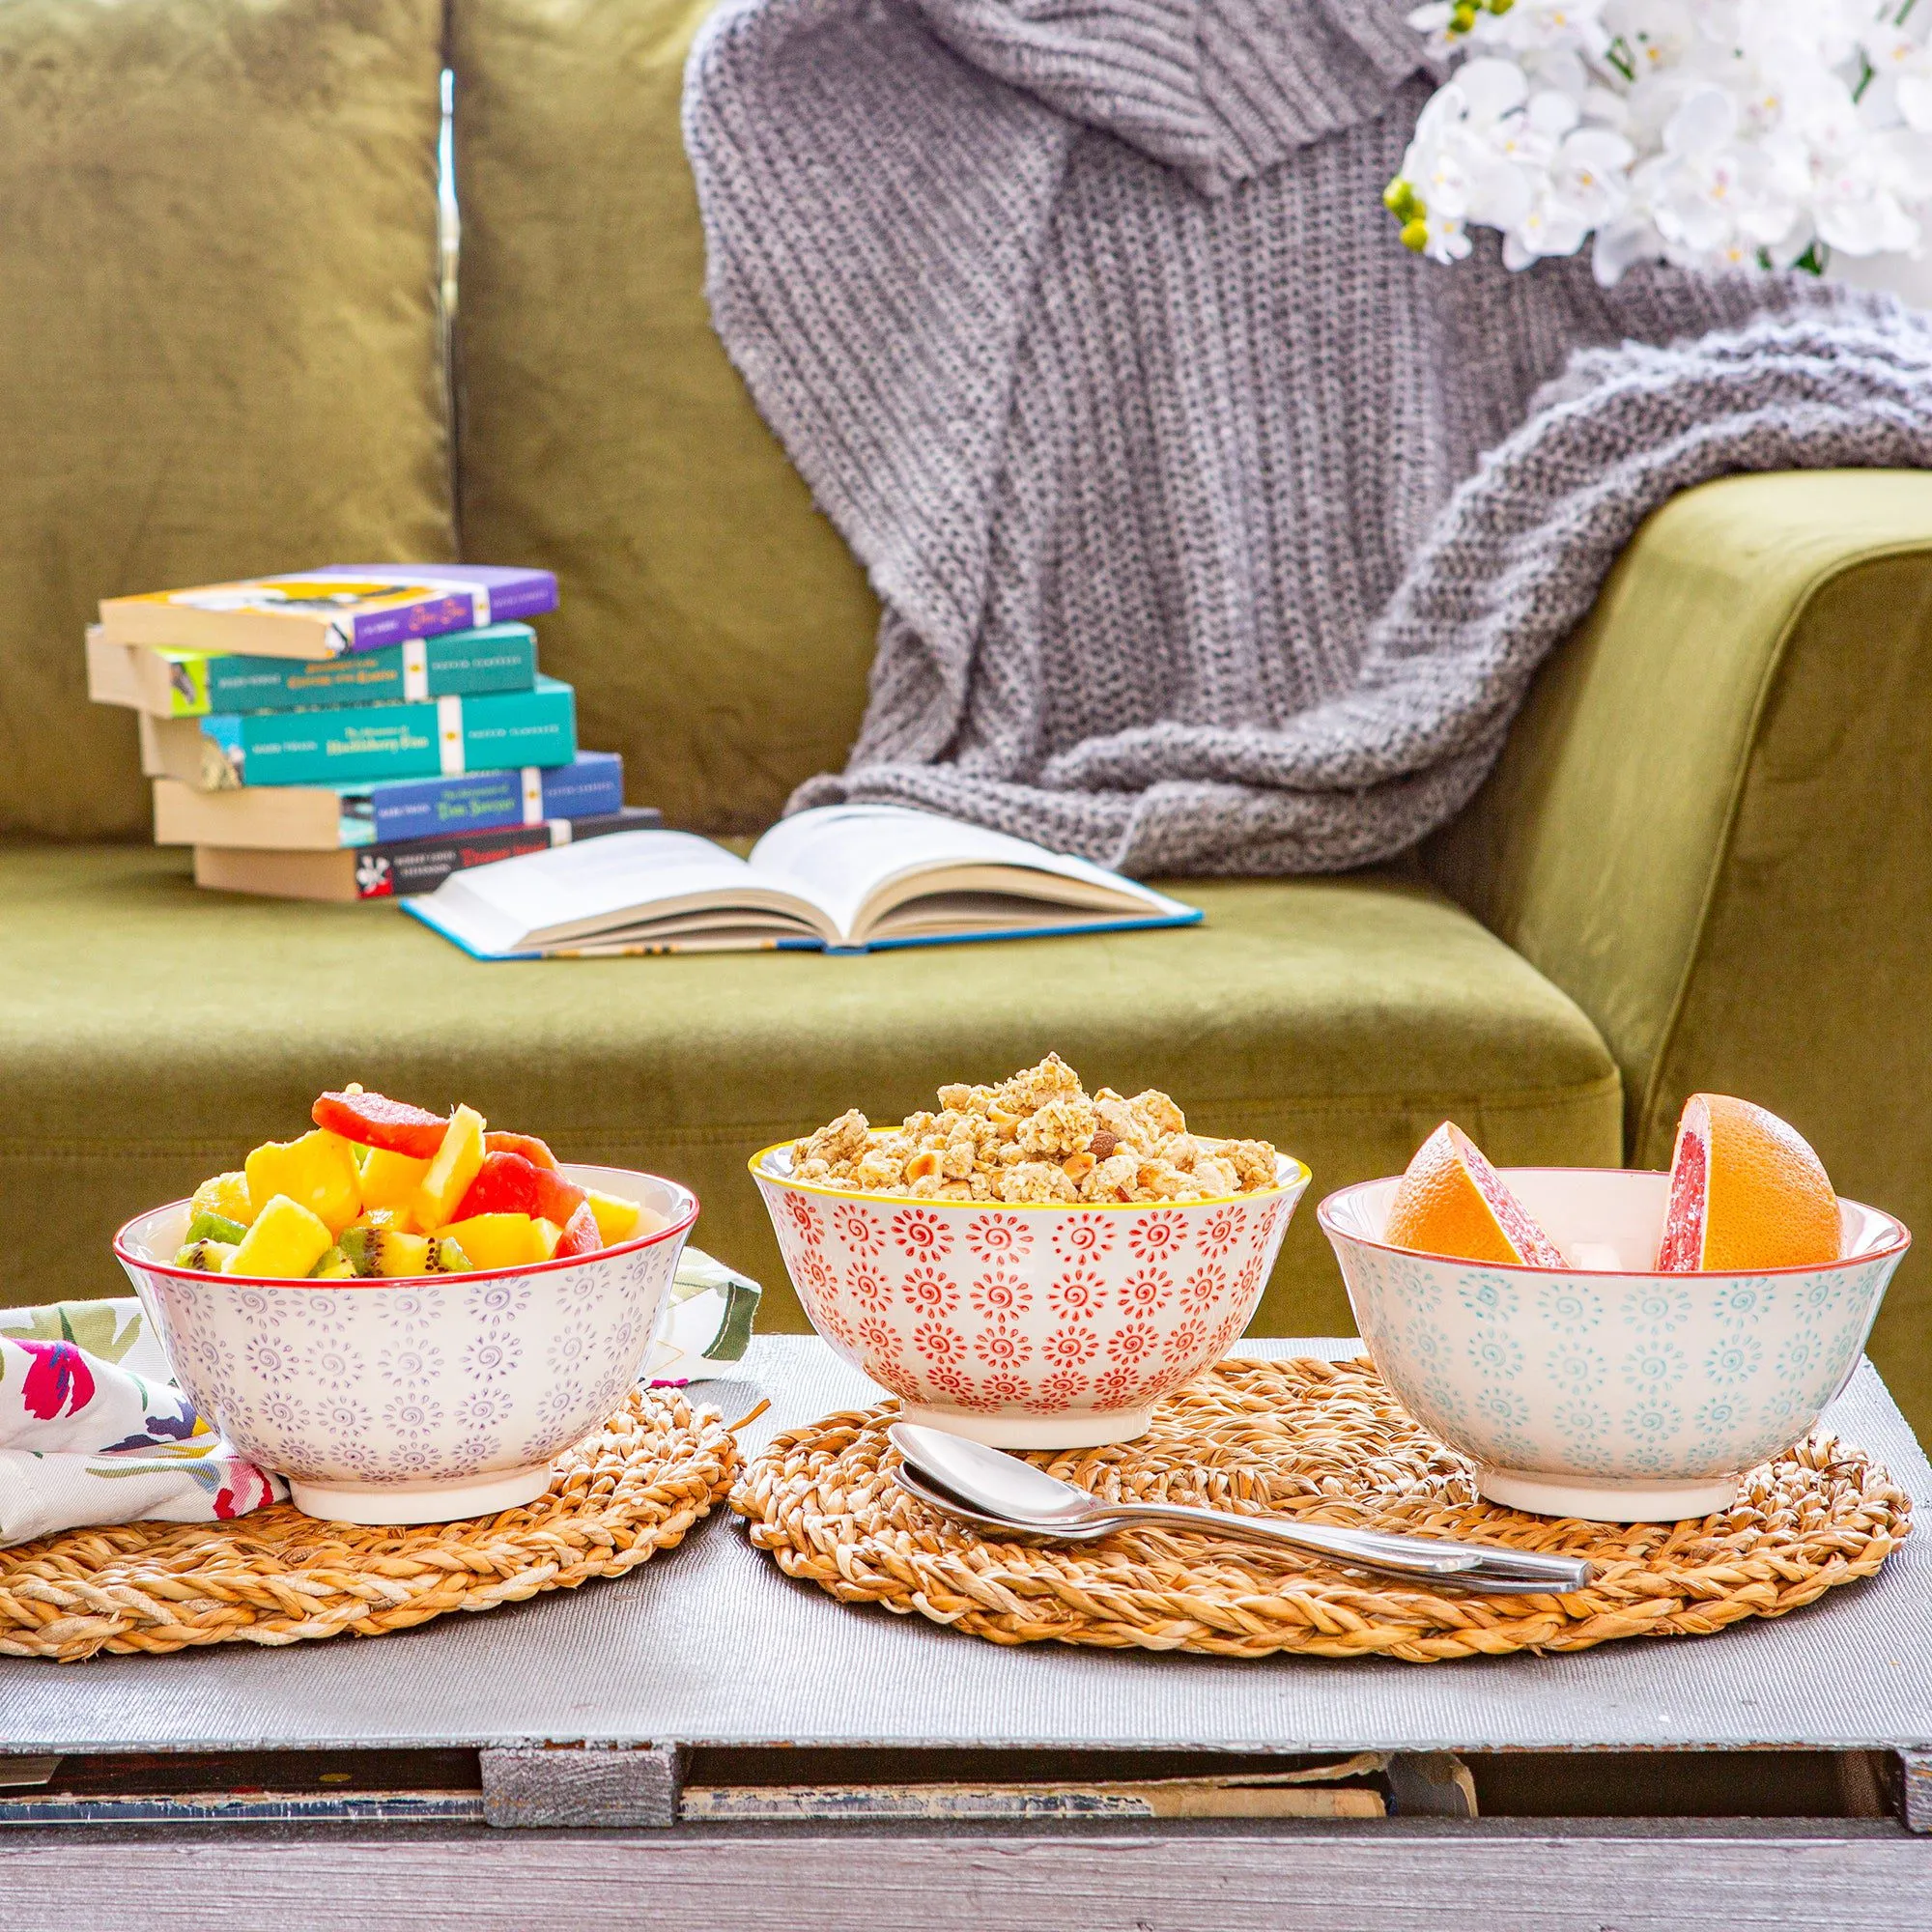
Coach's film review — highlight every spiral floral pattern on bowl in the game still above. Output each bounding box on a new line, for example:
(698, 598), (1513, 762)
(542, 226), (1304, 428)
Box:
(113, 1165), (694, 1496)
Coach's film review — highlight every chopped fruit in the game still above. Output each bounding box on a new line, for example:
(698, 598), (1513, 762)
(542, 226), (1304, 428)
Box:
(451, 1151), (544, 1221)
(531, 1164), (587, 1226)
(312, 1089), (452, 1158)
(174, 1238), (239, 1273)
(1658, 1094), (1840, 1272)
(440, 1212), (544, 1270)
(339, 1225), (433, 1278)
(243, 1129), (363, 1236)
(1384, 1122), (1566, 1266)
(226, 1194), (335, 1279)
(191, 1171), (253, 1226)
(184, 1090), (653, 1281)
(410, 1105), (488, 1229)
(485, 1131), (559, 1172)
(185, 1210), (248, 1247)
(585, 1190), (644, 1245)
(358, 1147), (432, 1215)
(554, 1200), (603, 1258)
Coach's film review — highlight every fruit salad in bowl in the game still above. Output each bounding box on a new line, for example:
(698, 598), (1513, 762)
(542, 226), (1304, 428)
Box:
(1321, 1097), (1909, 1521)
(114, 1088), (697, 1524)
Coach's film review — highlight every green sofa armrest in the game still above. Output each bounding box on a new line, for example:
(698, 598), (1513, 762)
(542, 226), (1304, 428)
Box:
(1426, 469), (1932, 1431)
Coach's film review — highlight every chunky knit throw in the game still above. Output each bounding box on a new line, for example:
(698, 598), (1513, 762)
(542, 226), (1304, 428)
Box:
(685, 0), (1932, 875)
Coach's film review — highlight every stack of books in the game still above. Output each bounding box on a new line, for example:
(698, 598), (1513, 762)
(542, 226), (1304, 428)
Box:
(85, 565), (659, 901)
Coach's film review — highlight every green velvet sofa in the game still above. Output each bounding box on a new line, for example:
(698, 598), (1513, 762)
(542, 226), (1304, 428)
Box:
(3, 0), (1928, 1437)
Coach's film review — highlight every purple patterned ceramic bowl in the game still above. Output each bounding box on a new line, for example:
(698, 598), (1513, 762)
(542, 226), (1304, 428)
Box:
(113, 1163), (696, 1525)
(751, 1137), (1309, 1447)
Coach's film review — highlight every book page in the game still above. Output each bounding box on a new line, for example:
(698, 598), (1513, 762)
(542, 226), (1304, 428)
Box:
(417, 830), (838, 952)
(748, 805), (1187, 943)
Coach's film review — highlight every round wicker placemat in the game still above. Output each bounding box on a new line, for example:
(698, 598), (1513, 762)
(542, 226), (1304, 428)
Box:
(733, 1357), (1910, 1662)
(2, 1389), (736, 1662)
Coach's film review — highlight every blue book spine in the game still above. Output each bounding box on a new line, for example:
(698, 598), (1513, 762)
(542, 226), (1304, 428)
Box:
(355, 752), (624, 845)
(190, 624), (537, 717)
(205, 677), (576, 788)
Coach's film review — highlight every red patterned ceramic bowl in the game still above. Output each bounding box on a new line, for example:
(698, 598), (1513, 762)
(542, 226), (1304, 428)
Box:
(751, 1138), (1310, 1447)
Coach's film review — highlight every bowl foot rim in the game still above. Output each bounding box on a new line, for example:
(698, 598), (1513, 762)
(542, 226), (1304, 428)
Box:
(1478, 1465), (1738, 1524)
(895, 1401), (1153, 1451)
(287, 1463), (553, 1526)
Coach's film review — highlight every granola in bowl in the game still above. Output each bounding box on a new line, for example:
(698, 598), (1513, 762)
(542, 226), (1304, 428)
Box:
(790, 1054), (1280, 1206)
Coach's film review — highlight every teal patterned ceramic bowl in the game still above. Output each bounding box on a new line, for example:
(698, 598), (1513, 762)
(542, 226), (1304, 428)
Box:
(1319, 1168), (1908, 1522)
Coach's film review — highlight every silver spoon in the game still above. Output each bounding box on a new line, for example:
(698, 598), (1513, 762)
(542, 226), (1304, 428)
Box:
(889, 1423), (1594, 1595)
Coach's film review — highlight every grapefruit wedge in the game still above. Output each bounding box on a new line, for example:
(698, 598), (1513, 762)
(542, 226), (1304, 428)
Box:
(1657, 1094), (1839, 1272)
(1384, 1122), (1566, 1266)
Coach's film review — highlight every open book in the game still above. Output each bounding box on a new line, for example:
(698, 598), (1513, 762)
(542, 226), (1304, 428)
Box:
(402, 805), (1202, 957)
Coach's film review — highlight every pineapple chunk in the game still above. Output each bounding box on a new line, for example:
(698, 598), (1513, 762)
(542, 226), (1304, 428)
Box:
(360, 1147), (431, 1216)
(411, 1105), (487, 1229)
(339, 1224), (432, 1278)
(226, 1195), (335, 1279)
(532, 1217), (563, 1260)
(244, 1129), (363, 1236)
(585, 1190), (648, 1244)
(440, 1212), (541, 1270)
(174, 1238), (239, 1273)
(191, 1171), (254, 1227)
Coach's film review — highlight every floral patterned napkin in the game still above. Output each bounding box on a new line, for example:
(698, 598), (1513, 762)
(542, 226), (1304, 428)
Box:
(0, 1299), (281, 1548)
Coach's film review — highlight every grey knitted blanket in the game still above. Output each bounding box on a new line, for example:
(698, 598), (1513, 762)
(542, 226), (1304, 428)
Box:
(685, 0), (1932, 875)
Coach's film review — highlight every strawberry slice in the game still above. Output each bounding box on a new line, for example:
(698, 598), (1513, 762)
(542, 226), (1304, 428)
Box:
(312, 1091), (451, 1158)
(484, 1131), (559, 1173)
(554, 1200), (602, 1258)
(451, 1151), (544, 1222)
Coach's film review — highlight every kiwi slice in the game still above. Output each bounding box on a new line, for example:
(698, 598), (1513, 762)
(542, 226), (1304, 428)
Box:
(309, 1246), (355, 1280)
(426, 1236), (474, 1273)
(173, 1238), (240, 1273)
(185, 1210), (249, 1246)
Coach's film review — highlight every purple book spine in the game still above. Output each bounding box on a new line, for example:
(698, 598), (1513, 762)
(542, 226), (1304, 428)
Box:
(332, 570), (559, 654)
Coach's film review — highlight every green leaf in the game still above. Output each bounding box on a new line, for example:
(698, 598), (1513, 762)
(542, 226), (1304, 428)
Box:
(0, 1300), (145, 1363)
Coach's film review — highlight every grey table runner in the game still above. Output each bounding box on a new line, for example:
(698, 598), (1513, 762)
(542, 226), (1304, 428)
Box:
(5, 1338), (1928, 1756)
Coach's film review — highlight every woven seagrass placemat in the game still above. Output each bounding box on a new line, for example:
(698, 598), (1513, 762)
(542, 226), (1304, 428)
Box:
(733, 1357), (1910, 1662)
(1, 1389), (736, 1662)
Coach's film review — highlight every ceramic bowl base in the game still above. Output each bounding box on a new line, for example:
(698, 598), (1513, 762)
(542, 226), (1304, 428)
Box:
(287, 1463), (554, 1526)
(895, 1402), (1153, 1451)
(1477, 1464), (1738, 1524)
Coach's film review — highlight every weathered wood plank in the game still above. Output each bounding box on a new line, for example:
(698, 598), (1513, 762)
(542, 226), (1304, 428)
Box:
(2, 1824), (1927, 1931)
(480, 1744), (681, 1829)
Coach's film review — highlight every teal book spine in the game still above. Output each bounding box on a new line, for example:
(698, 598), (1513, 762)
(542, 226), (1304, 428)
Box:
(202, 676), (577, 787)
(172, 624), (537, 718)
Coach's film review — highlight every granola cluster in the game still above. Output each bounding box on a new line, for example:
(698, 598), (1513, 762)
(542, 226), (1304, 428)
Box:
(790, 1054), (1279, 1206)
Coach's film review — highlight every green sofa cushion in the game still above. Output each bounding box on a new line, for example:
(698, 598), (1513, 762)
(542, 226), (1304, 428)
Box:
(0, 846), (1619, 1337)
(449, 0), (881, 835)
(0, 0), (454, 839)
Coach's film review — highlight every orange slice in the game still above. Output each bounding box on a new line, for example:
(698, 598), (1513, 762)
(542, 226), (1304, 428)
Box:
(1657, 1094), (1839, 1272)
(1384, 1122), (1566, 1266)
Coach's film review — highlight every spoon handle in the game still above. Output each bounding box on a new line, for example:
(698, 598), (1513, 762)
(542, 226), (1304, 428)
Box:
(1104, 1500), (1487, 1579)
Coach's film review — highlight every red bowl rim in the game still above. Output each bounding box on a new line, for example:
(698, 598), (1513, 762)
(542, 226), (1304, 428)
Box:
(1316, 1165), (1911, 1279)
(113, 1164), (699, 1290)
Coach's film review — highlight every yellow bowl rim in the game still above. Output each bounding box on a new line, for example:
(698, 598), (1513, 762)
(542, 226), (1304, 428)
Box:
(748, 1134), (1310, 1212)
